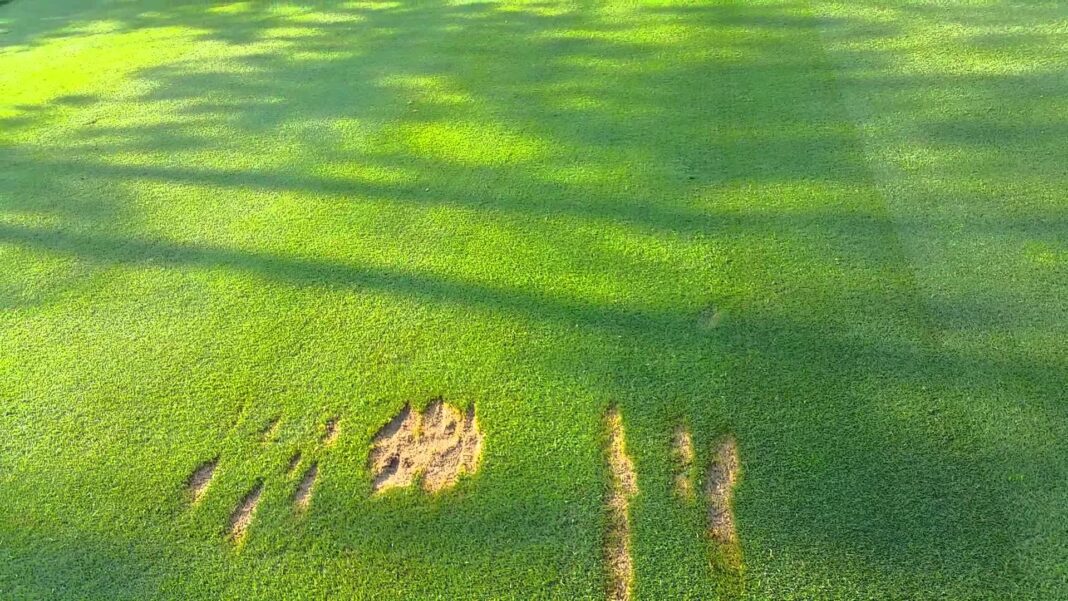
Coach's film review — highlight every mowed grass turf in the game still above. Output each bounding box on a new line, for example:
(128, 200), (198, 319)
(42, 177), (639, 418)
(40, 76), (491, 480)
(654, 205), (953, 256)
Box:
(1, 0), (1065, 599)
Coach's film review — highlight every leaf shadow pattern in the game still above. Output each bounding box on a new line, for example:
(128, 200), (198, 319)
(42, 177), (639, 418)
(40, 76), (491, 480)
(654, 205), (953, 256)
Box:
(1, 1), (1066, 599)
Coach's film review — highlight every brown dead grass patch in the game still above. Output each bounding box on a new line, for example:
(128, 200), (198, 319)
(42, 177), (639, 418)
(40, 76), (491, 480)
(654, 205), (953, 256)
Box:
(259, 416), (281, 442)
(604, 407), (637, 601)
(285, 451), (302, 474)
(698, 304), (723, 330)
(672, 425), (695, 501)
(185, 458), (218, 504)
(226, 481), (263, 544)
(706, 435), (741, 568)
(321, 417), (340, 446)
(368, 401), (483, 494)
(293, 463), (319, 511)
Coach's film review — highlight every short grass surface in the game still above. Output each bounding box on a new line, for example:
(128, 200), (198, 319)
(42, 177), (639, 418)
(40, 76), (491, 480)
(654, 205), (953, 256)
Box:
(1, 0), (1066, 599)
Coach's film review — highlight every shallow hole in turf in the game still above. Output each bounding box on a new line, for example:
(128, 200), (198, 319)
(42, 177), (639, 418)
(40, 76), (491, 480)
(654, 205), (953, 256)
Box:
(368, 400), (482, 494)
(293, 463), (319, 512)
(321, 417), (340, 446)
(706, 435), (741, 569)
(672, 425), (695, 501)
(285, 451), (302, 474)
(258, 416), (281, 442)
(226, 480), (263, 545)
(185, 458), (218, 504)
(604, 406), (637, 601)
(698, 304), (723, 330)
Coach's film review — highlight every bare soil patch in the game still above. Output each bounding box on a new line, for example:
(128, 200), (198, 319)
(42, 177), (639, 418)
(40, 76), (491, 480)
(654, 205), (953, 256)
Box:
(226, 481), (263, 544)
(368, 400), (483, 494)
(321, 417), (340, 446)
(604, 407), (637, 601)
(186, 458), (218, 504)
(672, 425), (695, 501)
(698, 304), (723, 330)
(706, 435), (741, 569)
(293, 463), (319, 511)
(286, 451), (302, 474)
(259, 416), (281, 442)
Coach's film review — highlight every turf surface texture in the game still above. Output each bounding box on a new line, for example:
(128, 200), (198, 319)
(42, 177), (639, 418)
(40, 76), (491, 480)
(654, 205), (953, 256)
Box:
(0, 0), (1065, 599)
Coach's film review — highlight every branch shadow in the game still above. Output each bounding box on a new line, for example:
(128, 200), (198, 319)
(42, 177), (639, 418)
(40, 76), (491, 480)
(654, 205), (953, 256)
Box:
(1, 0), (1065, 599)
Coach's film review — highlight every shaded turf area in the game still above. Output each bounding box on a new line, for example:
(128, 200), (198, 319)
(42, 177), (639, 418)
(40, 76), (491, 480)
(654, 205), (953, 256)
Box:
(1, 0), (1065, 599)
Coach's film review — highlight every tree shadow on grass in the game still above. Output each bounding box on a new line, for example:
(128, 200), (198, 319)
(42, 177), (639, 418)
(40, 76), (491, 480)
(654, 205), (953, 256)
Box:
(1, 1), (1066, 599)
(0, 534), (163, 600)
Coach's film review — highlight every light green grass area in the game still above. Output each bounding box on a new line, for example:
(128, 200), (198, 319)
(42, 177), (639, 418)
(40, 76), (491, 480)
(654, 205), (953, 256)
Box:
(1, 0), (1065, 599)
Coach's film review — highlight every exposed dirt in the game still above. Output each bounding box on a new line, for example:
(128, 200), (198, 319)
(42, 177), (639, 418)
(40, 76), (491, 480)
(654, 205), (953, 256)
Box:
(226, 481), (263, 544)
(698, 304), (723, 330)
(293, 463), (319, 511)
(286, 451), (302, 474)
(185, 458), (218, 504)
(604, 407), (637, 601)
(259, 416), (281, 442)
(672, 425), (695, 501)
(706, 435), (740, 547)
(321, 417), (340, 446)
(368, 400), (483, 494)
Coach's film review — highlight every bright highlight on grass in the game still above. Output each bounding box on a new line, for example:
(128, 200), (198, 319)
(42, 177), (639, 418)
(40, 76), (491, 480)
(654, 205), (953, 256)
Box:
(1, 0), (1065, 599)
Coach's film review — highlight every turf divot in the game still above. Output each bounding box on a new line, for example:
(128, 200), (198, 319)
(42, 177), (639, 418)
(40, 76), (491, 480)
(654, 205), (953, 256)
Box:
(293, 463), (318, 511)
(321, 417), (340, 446)
(706, 436), (741, 568)
(186, 458), (218, 504)
(226, 481), (263, 545)
(259, 417), (281, 442)
(604, 407), (637, 601)
(369, 401), (483, 494)
(672, 425), (695, 501)
(698, 305), (723, 330)
(285, 451), (302, 474)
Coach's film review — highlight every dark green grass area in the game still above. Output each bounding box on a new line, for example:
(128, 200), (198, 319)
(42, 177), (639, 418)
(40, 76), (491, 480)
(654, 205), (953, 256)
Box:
(1, 0), (1065, 599)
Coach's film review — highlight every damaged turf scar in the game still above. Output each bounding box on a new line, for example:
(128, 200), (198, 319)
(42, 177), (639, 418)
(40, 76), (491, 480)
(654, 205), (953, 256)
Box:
(293, 463), (318, 511)
(186, 458), (218, 504)
(259, 416), (281, 442)
(672, 425), (695, 501)
(285, 451), (302, 474)
(706, 435), (741, 568)
(321, 417), (340, 446)
(604, 407), (637, 601)
(698, 304), (723, 330)
(226, 481), (263, 544)
(368, 400), (483, 494)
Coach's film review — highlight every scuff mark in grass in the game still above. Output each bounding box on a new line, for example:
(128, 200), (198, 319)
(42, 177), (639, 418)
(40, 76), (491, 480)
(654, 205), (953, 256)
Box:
(604, 406), (637, 601)
(259, 416), (281, 442)
(293, 463), (318, 512)
(698, 304), (723, 330)
(672, 425), (695, 501)
(369, 400), (483, 494)
(706, 435), (741, 571)
(185, 458), (218, 504)
(226, 480), (263, 545)
(321, 416), (340, 446)
(285, 451), (302, 474)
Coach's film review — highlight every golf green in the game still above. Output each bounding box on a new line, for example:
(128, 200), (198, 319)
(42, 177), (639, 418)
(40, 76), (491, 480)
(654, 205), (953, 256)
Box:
(1, 0), (1065, 599)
